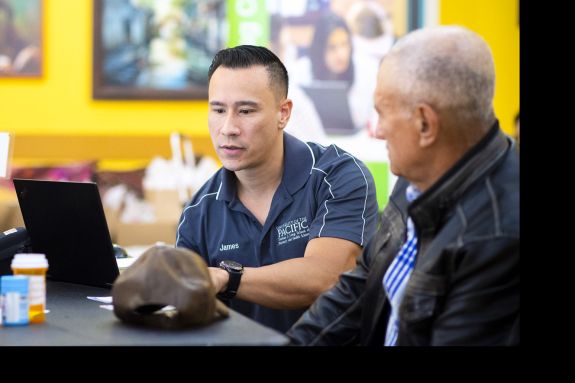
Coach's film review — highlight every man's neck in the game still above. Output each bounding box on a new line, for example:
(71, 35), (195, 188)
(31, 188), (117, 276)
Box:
(236, 163), (283, 196)
(414, 123), (491, 192)
(414, 148), (467, 192)
(235, 146), (284, 226)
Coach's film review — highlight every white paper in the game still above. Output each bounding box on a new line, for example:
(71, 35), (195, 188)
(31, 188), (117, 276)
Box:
(98, 304), (175, 312)
(116, 257), (137, 270)
(87, 296), (113, 304)
(124, 246), (150, 258)
(116, 246), (148, 270)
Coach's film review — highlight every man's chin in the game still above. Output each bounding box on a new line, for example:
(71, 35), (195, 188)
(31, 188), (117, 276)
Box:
(389, 165), (400, 178)
(221, 160), (245, 173)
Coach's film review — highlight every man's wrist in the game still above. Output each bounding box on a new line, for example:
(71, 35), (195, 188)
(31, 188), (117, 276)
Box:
(217, 267), (229, 293)
(217, 260), (244, 299)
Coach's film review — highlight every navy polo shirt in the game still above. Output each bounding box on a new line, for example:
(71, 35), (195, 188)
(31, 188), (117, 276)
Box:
(176, 133), (378, 332)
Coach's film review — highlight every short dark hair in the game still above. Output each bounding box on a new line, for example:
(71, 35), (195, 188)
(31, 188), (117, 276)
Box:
(208, 45), (289, 99)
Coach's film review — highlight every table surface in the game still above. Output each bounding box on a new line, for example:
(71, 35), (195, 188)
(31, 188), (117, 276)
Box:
(0, 280), (289, 346)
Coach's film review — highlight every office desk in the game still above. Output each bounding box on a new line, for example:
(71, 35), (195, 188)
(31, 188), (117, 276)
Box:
(0, 281), (289, 346)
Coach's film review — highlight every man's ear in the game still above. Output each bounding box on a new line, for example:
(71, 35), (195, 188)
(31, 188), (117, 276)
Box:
(416, 103), (439, 147)
(278, 98), (293, 130)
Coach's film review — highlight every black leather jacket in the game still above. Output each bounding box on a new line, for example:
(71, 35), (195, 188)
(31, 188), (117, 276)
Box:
(287, 122), (519, 346)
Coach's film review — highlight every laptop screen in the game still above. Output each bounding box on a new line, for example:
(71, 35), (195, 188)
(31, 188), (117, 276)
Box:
(302, 81), (359, 135)
(13, 179), (119, 288)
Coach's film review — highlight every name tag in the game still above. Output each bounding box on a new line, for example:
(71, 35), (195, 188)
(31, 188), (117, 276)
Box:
(219, 243), (240, 251)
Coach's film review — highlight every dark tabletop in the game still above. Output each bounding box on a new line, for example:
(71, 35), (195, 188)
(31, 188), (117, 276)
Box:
(0, 280), (289, 346)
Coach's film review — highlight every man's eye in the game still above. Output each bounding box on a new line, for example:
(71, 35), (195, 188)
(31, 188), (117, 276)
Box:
(239, 109), (254, 115)
(212, 108), (225, 114)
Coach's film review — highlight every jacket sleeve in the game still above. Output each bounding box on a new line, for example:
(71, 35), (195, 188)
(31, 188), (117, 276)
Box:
(286, 241), (372, 346)
(425, 237), (519, 346)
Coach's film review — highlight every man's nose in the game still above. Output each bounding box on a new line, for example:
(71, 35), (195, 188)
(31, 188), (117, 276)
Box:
(221, 114), (240, 136)
(374, 120), (387, 140)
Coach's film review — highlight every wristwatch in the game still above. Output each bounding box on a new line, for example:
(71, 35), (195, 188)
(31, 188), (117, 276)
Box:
(217, 260), (244, 299)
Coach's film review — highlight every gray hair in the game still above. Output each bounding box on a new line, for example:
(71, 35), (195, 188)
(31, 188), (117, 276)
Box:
(387, 26), (495, 126)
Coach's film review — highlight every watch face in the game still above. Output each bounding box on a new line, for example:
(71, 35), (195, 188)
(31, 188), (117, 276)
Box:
(220, 260), (243, 272)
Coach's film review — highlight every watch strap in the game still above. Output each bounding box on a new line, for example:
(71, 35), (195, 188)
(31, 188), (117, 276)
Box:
(218, 263), (242, 299)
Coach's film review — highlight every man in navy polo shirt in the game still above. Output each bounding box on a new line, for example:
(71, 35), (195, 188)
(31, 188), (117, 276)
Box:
(176, 45), (379, 333)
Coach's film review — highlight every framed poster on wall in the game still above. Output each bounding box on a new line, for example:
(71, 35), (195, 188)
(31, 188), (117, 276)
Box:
(259, 0), (435, 207)
(0, 0), (42, 77)
(92, 0), (227, 100)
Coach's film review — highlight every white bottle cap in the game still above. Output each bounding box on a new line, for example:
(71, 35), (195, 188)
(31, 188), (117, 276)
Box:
(11, 253), (49, 269)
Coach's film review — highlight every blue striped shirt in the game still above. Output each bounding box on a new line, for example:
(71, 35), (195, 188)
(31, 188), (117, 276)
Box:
(383, 184), (421, 346)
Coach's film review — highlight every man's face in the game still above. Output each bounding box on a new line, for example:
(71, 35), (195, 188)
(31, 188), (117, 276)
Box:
(208, 65), (284, 173)
(373, 60), (420, 179)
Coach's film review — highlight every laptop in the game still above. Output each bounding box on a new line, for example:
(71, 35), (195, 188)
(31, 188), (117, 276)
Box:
(302, 81), (359, 135)
(13, 179), (119, 288)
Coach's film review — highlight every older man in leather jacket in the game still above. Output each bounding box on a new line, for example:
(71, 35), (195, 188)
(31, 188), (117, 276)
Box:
(287, 26), (519, 346)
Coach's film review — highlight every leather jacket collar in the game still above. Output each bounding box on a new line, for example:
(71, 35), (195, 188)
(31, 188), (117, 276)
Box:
(408, 120), (511, 236)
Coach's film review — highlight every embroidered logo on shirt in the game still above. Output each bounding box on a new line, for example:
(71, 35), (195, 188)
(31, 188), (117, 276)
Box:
(219, 243), (240, 251)
(276, 217), (309, 246)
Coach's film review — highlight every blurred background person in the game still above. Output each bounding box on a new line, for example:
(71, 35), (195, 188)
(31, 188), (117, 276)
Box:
(277, 1), (396, 141)
(287, 12), (359, 136)
(345, 0), (395, 136)
(307, 12), (355, 84)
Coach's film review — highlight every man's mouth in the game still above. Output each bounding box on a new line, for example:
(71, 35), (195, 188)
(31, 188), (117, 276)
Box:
(220, 144), (244, 156)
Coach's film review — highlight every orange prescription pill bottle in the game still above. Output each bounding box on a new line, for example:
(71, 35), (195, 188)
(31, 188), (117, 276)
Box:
(11, 253), (49, 324)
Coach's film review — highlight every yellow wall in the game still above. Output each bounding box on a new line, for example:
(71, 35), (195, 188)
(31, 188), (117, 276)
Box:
(440, 0), (520, 136)
(0, 0), (207, 135)
(0, 1), (209, 138)
(0, 0), (519, 162)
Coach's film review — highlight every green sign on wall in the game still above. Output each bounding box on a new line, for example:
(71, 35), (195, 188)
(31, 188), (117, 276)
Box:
(365, 161), (390, 211)
(227, 0), (269, 47)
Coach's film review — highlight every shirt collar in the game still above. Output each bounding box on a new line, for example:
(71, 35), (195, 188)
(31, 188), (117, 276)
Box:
(282, 132), (314, 195)
(217, 132), (313, 202)
(405, 184), (421, 203)
(218, 167), (236, 202)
